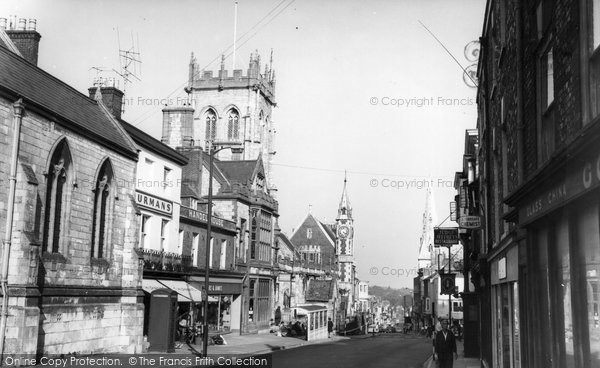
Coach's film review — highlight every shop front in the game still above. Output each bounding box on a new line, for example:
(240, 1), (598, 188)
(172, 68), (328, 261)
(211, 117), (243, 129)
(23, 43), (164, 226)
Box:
(489, 245), (521, 368)
(189, 276), (243, 333)
(507, 145), (600, 368)
(141, 278), (203, 338)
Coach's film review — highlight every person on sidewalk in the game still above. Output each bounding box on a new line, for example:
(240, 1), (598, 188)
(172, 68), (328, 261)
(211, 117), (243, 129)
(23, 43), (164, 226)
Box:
(432, 319), (458, 368)
(327, 318), (334, 338)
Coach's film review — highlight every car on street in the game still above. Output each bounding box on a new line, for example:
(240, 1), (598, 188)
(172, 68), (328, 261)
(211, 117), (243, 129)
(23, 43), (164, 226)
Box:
(367, 324), (379, 333)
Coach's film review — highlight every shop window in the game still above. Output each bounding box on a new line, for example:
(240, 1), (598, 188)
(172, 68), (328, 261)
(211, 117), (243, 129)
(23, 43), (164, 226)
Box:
(513, 283), (521, 368)
(43, 139), (73, 254)
(91, 159), (114, 259)
(575, 203), (600, 365)
(249, 279), (255, 322)
(555, 216), (574, 367)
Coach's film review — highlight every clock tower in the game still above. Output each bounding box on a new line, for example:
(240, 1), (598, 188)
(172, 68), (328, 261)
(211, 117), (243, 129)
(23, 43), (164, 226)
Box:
(335, 173), (355, 315)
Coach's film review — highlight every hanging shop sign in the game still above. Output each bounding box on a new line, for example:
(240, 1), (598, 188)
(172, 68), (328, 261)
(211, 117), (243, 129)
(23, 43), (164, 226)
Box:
(434, 227), (459, 247)
(459, 215), (482, 229)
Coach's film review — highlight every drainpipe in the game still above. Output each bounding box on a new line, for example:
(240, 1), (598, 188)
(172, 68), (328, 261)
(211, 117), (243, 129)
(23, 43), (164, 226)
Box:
(0, 98), (25, 358)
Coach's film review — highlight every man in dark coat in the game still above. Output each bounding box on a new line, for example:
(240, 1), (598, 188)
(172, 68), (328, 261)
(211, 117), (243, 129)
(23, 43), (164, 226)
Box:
(432, 319), (458, 368)
(327, 318), (334, 338)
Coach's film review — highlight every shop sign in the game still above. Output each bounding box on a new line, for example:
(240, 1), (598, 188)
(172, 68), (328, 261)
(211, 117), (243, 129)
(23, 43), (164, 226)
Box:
(180, 206), (236, 231)
(441, 273), (456, 295)
(498, 257), (506, 280)
(459, 215), (482, 229)
(434, 228), (459, 247)
(520, 150), (600, 224)
(197, 282), (241, 295)
(135, 190), (172, 216)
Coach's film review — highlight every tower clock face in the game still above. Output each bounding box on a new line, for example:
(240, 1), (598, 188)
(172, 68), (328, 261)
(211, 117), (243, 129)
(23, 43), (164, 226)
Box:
(339, 225), (350, 238)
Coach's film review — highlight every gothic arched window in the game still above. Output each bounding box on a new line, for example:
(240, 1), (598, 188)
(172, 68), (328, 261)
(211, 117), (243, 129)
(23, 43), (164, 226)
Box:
(205, 109), (217, 142)
(227, 109), (240, 140)
(91, 159), (114, 259)
(43, 139), (73, 254)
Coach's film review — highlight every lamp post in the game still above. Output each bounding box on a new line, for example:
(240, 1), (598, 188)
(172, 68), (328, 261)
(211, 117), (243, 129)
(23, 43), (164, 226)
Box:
(202, 141), (242, 357)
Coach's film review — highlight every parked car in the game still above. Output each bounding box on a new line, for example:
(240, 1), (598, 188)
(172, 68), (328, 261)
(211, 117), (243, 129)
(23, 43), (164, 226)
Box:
(367, 324), (379, 333)
(385, 325), (397, 333)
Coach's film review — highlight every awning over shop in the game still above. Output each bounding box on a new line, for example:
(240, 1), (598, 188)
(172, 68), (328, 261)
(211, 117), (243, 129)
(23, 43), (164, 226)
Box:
(142, 279), (166, 294)
(141, 278), (203, 303)
(158, 279), (203, 303)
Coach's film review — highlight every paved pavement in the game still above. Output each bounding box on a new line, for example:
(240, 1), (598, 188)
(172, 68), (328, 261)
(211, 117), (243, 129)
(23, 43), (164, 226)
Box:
(421, 338), (480, 368)
(174, 331), (350, 356)
(173, 331), (481, 368)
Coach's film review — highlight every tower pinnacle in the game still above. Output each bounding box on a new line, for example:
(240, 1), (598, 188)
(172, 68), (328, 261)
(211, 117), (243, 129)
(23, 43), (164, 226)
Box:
(338, 171), (352, 219)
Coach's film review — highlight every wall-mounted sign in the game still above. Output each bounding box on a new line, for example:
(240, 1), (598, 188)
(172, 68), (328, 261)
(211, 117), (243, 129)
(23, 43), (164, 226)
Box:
(459, 215), (482, 229)
(519, 149), (600, 225)
(135, 190), (173, 216)
(434, 228), (459, 247)
(498, 257), (506, 280)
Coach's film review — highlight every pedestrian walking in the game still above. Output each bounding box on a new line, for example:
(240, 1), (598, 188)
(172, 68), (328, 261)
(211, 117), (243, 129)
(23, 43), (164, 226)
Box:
(432, 319), (458, 368)
(328, 318), (334, 338)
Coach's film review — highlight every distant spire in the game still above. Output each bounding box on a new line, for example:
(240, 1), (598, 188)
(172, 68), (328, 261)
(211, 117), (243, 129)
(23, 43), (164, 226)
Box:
(338, 171), (352, 219)
(309, 204), (312, 214)
(418, 187), (438, 270)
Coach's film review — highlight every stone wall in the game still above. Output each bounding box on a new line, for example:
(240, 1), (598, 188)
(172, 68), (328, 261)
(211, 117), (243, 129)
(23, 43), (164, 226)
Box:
(0, 95), (144, 356)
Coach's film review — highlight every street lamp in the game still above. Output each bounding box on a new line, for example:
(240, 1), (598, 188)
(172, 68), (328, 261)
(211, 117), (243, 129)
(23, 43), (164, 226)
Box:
(202, 140), (243, 357)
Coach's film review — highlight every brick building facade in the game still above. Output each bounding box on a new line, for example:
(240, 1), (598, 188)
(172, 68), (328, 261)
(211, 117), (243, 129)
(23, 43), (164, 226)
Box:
(475, 1), (600, 367)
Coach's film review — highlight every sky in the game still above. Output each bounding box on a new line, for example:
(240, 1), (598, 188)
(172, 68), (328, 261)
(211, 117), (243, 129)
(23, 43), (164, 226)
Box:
(1, 0), (485, 288)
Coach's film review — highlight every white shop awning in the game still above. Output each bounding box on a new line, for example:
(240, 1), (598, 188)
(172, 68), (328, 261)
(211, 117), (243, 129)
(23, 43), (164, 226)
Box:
(141, 279), (203, 303)
(158, 279), (203, 303)
(142, 279), (166, 294)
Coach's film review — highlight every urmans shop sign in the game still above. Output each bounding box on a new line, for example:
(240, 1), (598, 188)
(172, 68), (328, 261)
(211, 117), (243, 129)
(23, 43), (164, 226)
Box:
(135, 190), (173, 216)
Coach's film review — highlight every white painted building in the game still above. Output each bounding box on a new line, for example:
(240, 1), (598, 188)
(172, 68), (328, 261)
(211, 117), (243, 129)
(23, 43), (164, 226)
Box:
(121, 121), (188, 253)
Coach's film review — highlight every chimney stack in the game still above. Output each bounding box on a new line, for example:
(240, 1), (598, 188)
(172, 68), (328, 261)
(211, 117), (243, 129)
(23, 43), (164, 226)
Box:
(161, 106), (195, 148)
(88, 86), (124, 120)
(4, 17), (41, 65)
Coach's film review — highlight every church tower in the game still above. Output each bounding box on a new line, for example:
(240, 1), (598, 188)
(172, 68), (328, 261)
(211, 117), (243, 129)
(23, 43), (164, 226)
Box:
(161, 50), (277, 191)
(335, 173), (355, 311)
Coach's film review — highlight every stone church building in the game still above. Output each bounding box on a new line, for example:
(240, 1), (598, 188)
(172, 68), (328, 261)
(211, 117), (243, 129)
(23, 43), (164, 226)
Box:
(0, 25), (144, 356)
